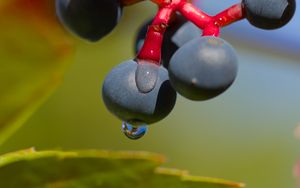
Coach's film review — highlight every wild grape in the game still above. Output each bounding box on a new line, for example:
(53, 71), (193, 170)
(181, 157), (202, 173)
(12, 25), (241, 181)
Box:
(56, 0), (122, 41)
(55, 0), (296, 138)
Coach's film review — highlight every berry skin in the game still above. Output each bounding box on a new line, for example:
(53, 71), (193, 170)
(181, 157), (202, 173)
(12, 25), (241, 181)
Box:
(168, 36), (238, 101)
(56, 0), (122, 41)
(134, 15), (186, 68)
(242, 0), (296, 29)
(171, 22), (202, 48)
(102, 60), (177, 125)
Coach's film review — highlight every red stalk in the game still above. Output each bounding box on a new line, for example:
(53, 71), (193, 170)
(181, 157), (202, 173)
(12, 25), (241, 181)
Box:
(136, 0), (245, 65)
(179, 2), (212, 29)
(136, 7), (174, 65)
(213, 3), (245, 27)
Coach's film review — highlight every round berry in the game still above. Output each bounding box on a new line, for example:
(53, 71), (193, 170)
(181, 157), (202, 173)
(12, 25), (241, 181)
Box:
(242, 0), (296, 29)
(168, 36), (238, 101)
(102, 60), (177, 125)
(56, 0), (122, 41)
(134, 15), (186, 68)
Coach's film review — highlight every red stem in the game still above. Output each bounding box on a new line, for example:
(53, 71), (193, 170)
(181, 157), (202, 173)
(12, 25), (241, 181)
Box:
(213, 3), (245, 27)
(137, 7), (174, 65)
(202, 23), (220, 37)
(136, 1), (245, 63)
(179, 2), (213, 29)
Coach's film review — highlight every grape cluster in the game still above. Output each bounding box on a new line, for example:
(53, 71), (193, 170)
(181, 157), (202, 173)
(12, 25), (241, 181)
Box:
(56, 0), (296, 139)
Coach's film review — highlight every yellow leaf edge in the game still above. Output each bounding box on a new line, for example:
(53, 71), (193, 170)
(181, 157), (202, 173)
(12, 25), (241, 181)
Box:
(0, 148), (245, 188)
(0, 148), (165, 167)
(155, 167), (245, 187)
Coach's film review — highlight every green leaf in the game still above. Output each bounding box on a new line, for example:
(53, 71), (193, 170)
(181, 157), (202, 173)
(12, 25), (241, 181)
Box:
(0, 0), (73, 144)
(0, 148), (245, 188)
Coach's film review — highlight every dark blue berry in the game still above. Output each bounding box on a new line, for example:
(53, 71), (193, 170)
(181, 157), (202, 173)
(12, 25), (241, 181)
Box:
(56, 0), (122, 41)
(168, 36), (238, 101)
(102, 60), (176, 125)
(171, 22), (202, 48)
(242, 0), (296, 29)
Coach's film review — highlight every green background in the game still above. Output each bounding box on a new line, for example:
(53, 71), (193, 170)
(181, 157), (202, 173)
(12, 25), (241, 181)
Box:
(1, 2), (299, 187)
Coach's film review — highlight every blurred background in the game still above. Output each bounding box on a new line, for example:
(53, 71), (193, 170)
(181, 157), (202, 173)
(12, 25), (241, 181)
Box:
(0, 0), (299, 187)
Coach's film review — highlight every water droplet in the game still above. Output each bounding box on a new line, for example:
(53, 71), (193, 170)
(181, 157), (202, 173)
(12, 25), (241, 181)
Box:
(135, 63), (159, 93)
(122, 121), (148, 140)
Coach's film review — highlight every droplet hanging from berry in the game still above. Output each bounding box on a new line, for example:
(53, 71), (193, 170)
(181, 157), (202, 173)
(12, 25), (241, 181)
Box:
(122, 121), (148, 140)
